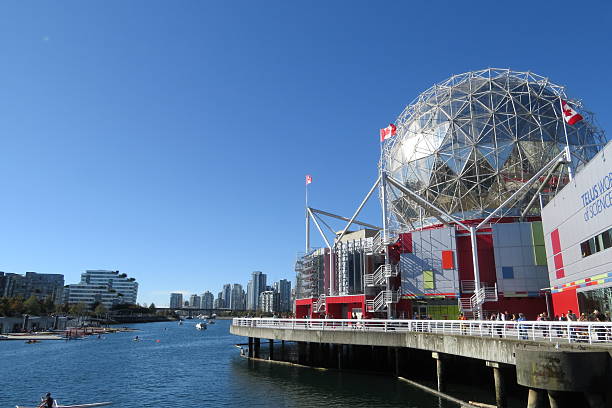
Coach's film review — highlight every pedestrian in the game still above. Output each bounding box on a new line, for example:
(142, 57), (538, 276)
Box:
(517, 313), (527, 340)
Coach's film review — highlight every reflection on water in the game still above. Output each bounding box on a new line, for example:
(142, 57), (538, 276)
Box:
(1, 319), (458, 407)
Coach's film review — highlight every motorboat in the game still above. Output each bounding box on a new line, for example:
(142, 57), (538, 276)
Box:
(195, 322), (207, 330)
(17, 401), (112, 408)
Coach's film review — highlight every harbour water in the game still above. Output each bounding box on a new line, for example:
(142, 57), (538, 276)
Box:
(1, 320), (460, 407)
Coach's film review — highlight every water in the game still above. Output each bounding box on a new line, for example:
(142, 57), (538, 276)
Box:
(1, 320), (459, 407)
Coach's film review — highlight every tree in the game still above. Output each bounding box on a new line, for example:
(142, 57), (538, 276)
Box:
(94, 304), (107, 315)
(55, 303), (70, 314)
(69, 303), (86, 316)
(24, 295), (42, 315)
(9, 297), (25, 316)
(149, 303), (156, 311)
(42, 296), (55, 314)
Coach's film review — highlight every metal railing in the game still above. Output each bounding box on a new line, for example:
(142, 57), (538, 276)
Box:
(232, 318), (612, 345)
(314, 295), (326, 312)
(364, 264), (398, 287)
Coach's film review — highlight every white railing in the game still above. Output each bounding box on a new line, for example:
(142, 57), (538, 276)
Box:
(232, 318), (612, 345)
(364, 264), (398, 287)
(364, 290), (400, 312)
(314, 295), (326, 312)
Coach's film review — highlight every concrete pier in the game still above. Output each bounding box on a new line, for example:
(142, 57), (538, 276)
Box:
(486, 361), (507, 408)
(233, 321), (612, 407)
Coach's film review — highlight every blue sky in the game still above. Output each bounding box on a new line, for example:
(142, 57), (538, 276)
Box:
(0, 1), (610, 306)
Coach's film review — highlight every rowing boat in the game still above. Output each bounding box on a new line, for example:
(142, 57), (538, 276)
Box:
(16, 402), (112, 408)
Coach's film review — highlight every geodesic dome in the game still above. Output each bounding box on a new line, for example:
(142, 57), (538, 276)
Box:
(381, 68), (606, 231)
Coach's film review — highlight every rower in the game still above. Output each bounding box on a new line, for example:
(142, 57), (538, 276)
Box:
(39, 392), (54, 408)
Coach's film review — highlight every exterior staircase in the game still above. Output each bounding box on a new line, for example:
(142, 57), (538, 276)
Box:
(365, 290), (399, 312)
(457, 283), (498, 319)
(314, 295), (326, 313)
(365, 231), (393, 255)
(364, 264), (398, 287)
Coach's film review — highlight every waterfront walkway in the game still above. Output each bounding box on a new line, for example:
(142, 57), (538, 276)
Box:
(233, 318), (612, 345)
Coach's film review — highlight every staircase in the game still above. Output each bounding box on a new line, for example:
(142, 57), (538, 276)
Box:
(365, 231), (393, 255)
(365, 290), (399, 312)
(314, 295), (326, 313)
(364, 264), (398, 286)
(457, 283), (498, 319)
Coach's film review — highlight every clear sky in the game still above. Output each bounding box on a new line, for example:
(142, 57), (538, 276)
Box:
(0, 1), (610, 306)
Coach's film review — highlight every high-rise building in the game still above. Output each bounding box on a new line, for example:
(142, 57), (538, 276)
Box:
(215, 291), (225, 308)
(259, 290), (279, 313)
(246, 280), (254, 310)
(170, 293), (183, 309)
(222, 284), (232, 309)
(248, 271), (267, 311)
(1, 272), (65, 304)
(230, 284), (245, 310)
(275, 279), (292, 313)
(202, 291), (214, 309)
(64, 270), (138, 309)
(189, 294), (201, 309)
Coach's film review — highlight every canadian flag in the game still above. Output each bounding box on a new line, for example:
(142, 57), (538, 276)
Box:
(305, 174), (312, 185)
(561, 100), (584, 125)
(380, 123), (397, 142)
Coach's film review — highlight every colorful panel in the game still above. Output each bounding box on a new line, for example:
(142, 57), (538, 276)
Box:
(441, 250), (454, 269)
(423, 270), (435, 290)
(533, 245), (547, 266)
(551, 228), (561, 255)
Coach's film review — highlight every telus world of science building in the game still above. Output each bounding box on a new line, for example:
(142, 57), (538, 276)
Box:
(295, 68), (608, 320)
(542, 141), (612, 317)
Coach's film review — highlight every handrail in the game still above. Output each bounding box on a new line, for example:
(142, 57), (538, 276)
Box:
(232, 317), (612, 344)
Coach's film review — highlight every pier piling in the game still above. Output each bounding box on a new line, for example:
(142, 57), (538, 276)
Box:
(487, 361), (507, 408)
(432, 352), (445, 392)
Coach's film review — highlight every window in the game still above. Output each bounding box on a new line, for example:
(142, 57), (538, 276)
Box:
(423, 271), (435, 290)
(502, 266), (514, 279)
(581, 227), (612, 258)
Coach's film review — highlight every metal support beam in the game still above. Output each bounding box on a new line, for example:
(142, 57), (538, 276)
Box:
(520, 161), (563, 220)
(307, 207), (332, 249)
(386, 175), (469, 230)
(336, 175), (382, 243)
(476, 148), (569, 230)
(309, 208), (381, 230)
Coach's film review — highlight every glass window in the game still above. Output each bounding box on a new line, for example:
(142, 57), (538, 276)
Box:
(603, 229), (612, 250)
(581, 241), (592, 257)
(502, 266), (514, 279)
(590, 237), (599, 254)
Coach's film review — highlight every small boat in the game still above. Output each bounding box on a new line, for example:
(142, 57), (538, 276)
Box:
(195, 322), (207, 330)
(17, 402), (112, 408)
(178, 320), (183, 326)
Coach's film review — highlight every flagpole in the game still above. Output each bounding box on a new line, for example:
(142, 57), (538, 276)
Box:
(558, 95), (574, 181)
(305, 177), (310, 253)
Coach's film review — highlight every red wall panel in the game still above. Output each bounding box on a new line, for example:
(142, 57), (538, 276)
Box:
(456, 233), (497, 284)
(551, 288), (579, 316)
(442, 250), (454, 269)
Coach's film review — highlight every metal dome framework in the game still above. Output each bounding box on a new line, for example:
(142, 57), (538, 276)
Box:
(380, 68), (606, 232)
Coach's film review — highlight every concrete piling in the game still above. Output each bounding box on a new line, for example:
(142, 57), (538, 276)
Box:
(527, 389), (547, 408)
(486, 361), (507, 408)
(253, 338), (260, 359)
(268, 339), (274, 360)
(432, 352), (445, 392)
(248, 337), (253, 358)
